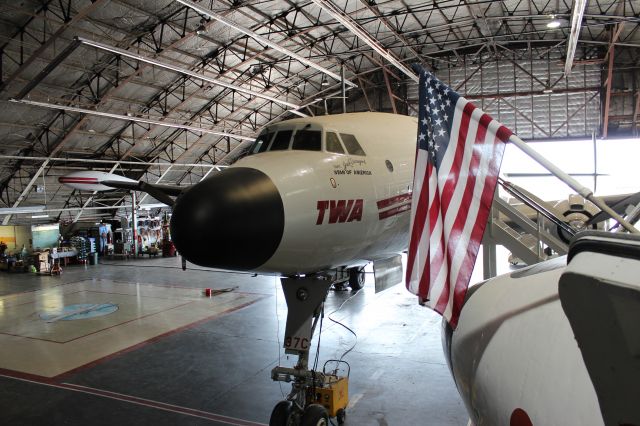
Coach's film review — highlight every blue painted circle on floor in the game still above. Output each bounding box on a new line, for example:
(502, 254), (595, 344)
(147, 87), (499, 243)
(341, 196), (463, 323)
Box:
(39, 303), (119, 321)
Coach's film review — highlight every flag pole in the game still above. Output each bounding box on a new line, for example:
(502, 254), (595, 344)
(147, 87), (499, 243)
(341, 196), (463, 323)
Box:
(508, 133), (639, 234)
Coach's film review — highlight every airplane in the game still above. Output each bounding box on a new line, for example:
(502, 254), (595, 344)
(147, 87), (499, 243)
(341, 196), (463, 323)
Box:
(61, 111), (417, 425)
(60, 111), (640, 426)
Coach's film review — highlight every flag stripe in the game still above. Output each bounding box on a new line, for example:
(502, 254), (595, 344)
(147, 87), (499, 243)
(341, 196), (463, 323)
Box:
(439, 113), (493, 318)
(406, 66), (510, 328)
(434, 112), (487, 314)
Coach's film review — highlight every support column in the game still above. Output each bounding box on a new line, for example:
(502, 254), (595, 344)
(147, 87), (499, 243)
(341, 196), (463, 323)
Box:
(132, 191), (138, 257)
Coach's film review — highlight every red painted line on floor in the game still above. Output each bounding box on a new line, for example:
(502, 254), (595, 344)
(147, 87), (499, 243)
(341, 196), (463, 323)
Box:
(0, 300), (195, 344)
(83, 289), (207, 300)
(0, 367), (57, 384)
(0, 373), (266, 426)
(96, 278), (270, 297)
(0, 289), (85, 308)
(60, 300), (197, 344)
(0, 331), (64, 344)
(52, 296), (266, 381)
(0, 281), (68, 298)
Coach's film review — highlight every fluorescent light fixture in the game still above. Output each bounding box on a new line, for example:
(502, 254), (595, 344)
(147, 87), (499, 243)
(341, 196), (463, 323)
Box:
(174, 0), (356, 88)
(12, 99), (255, 141)
(75, 37), (306, 114)
(31, 214), (49, 219)
(309, 0), (418, 83)
(546, 20), (561, 28)
(543, 88), (554, 94)
(0, 206), (46, 214)
(565, 0), (588, 76)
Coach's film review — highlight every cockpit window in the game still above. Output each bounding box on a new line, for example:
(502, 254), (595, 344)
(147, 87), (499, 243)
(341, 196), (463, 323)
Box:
(270, 130), (293, 151)
(326, 132), (344, 154)
(340, 133), (366, 156)
(292, 130), (321, 151)
(250, 131), (272, 155)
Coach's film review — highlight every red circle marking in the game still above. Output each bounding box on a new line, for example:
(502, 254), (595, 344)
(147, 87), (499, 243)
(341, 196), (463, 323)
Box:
(510, 408), (532, 426)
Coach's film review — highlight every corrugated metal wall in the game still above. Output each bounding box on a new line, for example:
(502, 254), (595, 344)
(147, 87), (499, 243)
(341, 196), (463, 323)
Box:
(403, 52), (602, 140)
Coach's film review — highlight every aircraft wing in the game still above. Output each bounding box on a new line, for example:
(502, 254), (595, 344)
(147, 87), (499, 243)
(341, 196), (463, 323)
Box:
(101, 180), (184, 207)
(559, 231), (640, 425)
(59, 171), (187, 207)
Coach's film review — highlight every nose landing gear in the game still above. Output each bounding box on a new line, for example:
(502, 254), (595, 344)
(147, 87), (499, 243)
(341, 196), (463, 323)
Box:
(270, 275), (349, 426)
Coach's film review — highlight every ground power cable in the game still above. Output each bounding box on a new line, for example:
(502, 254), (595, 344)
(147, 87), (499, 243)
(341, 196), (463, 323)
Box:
(327, 288), (362, 363)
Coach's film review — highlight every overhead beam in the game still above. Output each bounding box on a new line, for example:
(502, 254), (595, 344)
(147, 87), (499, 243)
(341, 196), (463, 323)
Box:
(76, 37), (304, 113)
(13, 38), (82, 99)
(564, 0), (588, 76)
(382, 68), (397, 114)
(310, 0), (418, 83)
(0, 0), (107, 95)
(0, 155), (226, 168)
(11, 99), (255, 141)
(603, 23), (624, 138)
(174, 0), (356, 88)
(2, 159), (50, 225)
(633, 91), (640, 136)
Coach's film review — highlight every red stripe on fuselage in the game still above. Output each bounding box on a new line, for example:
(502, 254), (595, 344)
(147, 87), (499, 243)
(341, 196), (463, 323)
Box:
(58, 177), (99, 183)
(376, 193), (412, 210)
(378, 203), (411, 220)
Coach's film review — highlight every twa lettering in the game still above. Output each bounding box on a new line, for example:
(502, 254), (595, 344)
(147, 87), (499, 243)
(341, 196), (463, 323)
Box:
(316, 200), (364, 224)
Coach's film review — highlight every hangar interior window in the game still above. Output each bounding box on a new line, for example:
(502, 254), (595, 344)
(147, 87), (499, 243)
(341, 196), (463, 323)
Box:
(325, 132), (345, 154)
(270, 130), (293, 151)
(340, 133), (366, 156)
(292, 130), (321, 151)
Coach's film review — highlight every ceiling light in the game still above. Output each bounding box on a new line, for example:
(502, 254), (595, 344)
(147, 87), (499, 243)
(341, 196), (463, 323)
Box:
(321, 78), (329, 86)
(546, 15), (562, 28)
(0, 206), (45, 214)
(547, 20), (561, 28)
(31, 214), (49, 219)
(543, 88), (554, 94)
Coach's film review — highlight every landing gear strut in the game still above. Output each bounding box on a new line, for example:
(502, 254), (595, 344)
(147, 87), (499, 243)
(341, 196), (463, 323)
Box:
(270, 275), (349, 426)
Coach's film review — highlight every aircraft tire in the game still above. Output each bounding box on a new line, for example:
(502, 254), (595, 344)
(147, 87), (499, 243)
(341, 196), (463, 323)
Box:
(301, 404), (329, 426)
(269, 400), (293, 426)
(348, 267), (365, 290)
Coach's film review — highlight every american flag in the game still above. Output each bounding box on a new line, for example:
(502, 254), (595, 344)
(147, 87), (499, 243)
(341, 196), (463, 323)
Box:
(406, 65), (512, 328)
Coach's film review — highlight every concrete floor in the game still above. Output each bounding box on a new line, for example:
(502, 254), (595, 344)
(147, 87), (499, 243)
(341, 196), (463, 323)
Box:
(0, 256), (469, 425)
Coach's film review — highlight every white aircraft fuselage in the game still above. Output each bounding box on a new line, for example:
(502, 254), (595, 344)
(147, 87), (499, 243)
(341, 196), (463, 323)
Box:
(170, 112), (417, 275)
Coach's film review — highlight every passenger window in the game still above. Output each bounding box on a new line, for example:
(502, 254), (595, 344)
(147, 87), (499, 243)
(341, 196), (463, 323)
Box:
(340, 133), (366, 156)
(250, 132), (272, 154)
(292, 130), (321, 151)
(270, 130), (293, 151)
(325, 132), (344, 154)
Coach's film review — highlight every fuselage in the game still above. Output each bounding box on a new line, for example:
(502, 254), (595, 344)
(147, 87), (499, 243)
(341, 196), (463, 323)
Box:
(445, 257), (603, 425)
(170, 112), (417, 275)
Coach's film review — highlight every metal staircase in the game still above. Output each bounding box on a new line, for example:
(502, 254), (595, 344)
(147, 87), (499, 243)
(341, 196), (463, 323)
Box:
(483, 179), (572, 274)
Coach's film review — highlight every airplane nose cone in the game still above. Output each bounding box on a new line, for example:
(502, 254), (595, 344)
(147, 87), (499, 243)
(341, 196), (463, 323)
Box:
(170, 167), (284, 270)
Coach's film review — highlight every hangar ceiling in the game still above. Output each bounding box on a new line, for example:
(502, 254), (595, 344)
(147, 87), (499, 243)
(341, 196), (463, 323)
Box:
(0, 0), (638, 224)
